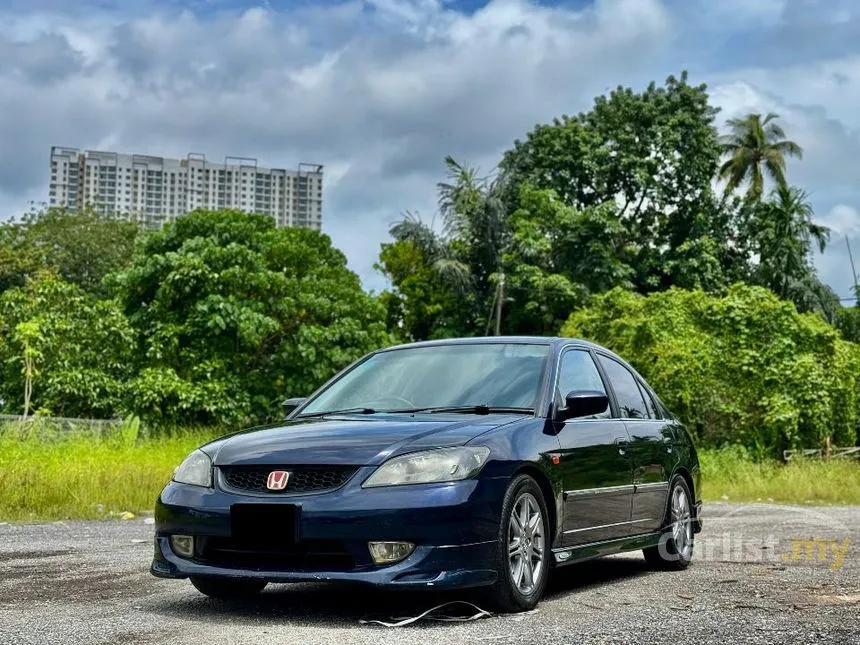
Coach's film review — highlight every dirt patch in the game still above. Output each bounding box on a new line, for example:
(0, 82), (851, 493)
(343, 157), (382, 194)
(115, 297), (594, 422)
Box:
(808, 594), (860, 606)
(0, 548), (73, 562)
(100, 629), (170, 645)
(0, 556), (151, 605)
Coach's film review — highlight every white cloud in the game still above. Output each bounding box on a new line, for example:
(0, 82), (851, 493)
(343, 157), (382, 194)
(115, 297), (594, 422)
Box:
(0, 0), (674, 285)
(692, 0), (787, 27)
(0, 0), (858, 299)
(716, 56), (860, 128)
(818, 205), (860, 238)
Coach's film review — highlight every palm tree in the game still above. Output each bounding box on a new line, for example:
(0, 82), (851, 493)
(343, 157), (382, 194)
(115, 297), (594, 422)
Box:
(389, 157), (512, 334)
(436, 156), (510, 291)
(756, 184), (829, 304)
(388, 212), (472, 291)
(718, 113), (803, 200)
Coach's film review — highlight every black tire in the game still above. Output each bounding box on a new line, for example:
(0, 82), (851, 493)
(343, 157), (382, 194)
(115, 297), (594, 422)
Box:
(485, 474), (552, 613)
(643, 475), (694, 571)
(189, 576), (267, 600)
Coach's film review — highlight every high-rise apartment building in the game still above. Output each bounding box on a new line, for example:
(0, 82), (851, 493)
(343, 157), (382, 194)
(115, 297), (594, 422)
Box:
(48, 147), (323, 230)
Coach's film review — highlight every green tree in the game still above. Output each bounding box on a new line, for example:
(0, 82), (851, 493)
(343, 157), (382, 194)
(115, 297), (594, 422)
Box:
(500, 185), (629, 334)
(718, 112), (803, 200)
(13, 320), (42, 418)
(110, 209), (393, 426)
(383, 73), (841, 338)
(502, 185), (756, 333)
(499, 72), (749, 295)
(375, 237), (471, 341)
(0, 276), (135, 418)
(503, 73), (721, 212)
(0, 207), (139, 295)
(382, 74), (762, 336)
(502, 72), (721, 219)
(0, 243), (45, 295)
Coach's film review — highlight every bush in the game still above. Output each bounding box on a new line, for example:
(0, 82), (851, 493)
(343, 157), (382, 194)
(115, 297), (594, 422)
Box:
(835, 305), (860, 344)
(561, 284), (860, 457)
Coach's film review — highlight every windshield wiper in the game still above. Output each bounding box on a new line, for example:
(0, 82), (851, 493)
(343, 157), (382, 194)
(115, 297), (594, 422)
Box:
(387, 405), (534, 416)
(297, 405), (534, 418)
(296, 407), (376, 418)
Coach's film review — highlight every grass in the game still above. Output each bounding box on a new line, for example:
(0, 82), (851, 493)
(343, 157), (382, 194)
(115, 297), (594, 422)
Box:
(0, 420), (221, 522)
(699, 447), (860, 505)
(0, 421), (858, 521)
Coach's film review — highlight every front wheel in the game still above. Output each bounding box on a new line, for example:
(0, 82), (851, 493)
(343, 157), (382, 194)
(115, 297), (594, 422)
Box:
(189, 576), (267, 600)
(486, 474), (551, 613)
(643, 476), (694, 570)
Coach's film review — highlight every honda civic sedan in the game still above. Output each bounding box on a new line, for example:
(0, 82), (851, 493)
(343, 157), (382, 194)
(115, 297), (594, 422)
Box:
(151, 337), (702, 612)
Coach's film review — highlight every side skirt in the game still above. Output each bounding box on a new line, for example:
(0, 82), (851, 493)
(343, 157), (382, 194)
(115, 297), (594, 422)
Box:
(551, 532), (662, 567)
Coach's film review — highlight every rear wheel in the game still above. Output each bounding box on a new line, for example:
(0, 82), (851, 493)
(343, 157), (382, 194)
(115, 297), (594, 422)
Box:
(643, 476), (694, 570)
(486, 474), (551, 613)
(189, 576), (267, 600)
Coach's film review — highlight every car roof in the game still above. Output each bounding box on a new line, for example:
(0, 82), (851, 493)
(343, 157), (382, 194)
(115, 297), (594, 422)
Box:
(379, 336), (604, 352)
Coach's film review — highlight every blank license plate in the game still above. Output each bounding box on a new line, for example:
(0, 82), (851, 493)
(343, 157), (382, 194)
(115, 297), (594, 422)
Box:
(230, 504), (300, 545)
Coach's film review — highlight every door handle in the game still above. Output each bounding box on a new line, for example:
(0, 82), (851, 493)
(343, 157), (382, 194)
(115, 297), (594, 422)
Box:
(614, 438), (628, 456)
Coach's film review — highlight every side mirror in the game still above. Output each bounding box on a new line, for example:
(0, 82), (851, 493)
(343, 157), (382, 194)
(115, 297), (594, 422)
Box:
(556, 390), (609, 422)
(282, 397), (308, 418)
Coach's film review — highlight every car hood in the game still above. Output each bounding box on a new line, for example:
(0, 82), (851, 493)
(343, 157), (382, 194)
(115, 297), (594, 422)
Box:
(209, 413), (524, 466)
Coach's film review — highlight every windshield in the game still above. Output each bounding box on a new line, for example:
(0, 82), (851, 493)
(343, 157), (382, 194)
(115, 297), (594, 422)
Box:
(300, 343), (550, 415)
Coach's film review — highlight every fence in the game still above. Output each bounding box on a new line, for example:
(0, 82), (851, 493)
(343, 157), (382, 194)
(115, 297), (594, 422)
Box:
(0, 414), (126, 439)
(783, 447), (860, 462)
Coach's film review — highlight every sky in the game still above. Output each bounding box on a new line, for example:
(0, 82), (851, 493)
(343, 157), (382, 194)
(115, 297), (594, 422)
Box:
(1, 0), (859, 299)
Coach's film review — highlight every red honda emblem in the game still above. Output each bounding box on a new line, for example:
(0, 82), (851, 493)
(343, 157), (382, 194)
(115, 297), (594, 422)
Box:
(266, 470), (290, 491)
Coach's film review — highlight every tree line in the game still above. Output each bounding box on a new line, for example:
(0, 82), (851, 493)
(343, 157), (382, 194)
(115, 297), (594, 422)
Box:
(0, 209), (392, 427)
(378, 72), (856, 339)
(0, 71), (858, 455)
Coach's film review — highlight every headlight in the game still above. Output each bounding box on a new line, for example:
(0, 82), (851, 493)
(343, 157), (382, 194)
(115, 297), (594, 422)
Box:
(172, 450), (212, 487)
(363, 446), (490, 488)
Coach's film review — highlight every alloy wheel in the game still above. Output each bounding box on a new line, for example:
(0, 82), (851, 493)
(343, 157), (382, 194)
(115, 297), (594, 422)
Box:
(507, 492), (545, 595)
(670, 484), (693, 559)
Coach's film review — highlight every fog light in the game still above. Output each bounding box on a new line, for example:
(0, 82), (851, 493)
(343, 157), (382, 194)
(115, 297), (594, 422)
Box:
(368, 541), (415, 564)
(170, 535), (195, 558)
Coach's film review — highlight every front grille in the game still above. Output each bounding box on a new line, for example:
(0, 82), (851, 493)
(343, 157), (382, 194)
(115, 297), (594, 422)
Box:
(219, 465), (358, 494)
(197, 537), (354, 571)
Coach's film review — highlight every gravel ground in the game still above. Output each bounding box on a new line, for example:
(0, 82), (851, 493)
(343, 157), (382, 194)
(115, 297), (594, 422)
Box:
(1, 502), (858, 645)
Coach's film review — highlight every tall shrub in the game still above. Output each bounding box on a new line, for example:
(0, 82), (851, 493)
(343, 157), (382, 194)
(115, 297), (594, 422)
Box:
(562, 284), (860, 457)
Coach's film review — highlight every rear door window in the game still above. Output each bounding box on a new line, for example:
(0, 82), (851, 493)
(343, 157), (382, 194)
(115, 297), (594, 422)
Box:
(597, 355), (650, 420)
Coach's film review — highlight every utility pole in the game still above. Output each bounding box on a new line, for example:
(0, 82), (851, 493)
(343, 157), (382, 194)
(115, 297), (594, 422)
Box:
(494, 273), (505, 336)
(846, 236), (859, 305)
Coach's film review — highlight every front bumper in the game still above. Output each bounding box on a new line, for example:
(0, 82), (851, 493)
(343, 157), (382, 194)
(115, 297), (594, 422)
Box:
(152, 537), (498, 588)
(151, 468), (506, 589)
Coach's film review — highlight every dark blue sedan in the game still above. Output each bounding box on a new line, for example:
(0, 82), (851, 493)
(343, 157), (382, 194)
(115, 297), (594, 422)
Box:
(151, 337), (702, 612)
